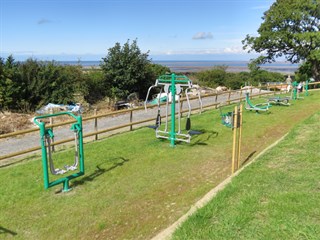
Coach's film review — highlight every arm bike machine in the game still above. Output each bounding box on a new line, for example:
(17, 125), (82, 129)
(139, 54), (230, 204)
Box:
(34, 112), (84, 192)
(145, 73), (202, 147)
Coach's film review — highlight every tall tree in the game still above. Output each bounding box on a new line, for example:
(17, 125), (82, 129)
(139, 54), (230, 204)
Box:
(101, 39), (153, 100)
(242, 0), (320, 80)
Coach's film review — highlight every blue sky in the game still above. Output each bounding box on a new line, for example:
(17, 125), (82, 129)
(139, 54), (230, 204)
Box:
(0, 0), (275, 61)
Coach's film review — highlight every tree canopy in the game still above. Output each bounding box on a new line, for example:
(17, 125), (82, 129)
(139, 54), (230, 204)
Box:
(242, 0), (320, 80)
(100, 39), (169, 100)
(0, 56), (84, 112)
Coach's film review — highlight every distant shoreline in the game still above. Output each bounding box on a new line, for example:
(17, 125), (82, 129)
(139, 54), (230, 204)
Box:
(68, 60), (298, 74)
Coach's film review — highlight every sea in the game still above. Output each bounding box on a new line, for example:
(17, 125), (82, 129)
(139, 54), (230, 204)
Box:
(59, 60), (298, 74)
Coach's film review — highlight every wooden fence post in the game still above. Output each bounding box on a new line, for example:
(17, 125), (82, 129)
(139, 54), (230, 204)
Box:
(232, 105), (238, 174)
(237, 104), (243, 169)
(130, 110), (133, 131)
(94, 109), (98, 140)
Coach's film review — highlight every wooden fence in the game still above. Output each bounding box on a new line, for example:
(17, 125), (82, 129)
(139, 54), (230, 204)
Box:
(1, 82), (319, 162)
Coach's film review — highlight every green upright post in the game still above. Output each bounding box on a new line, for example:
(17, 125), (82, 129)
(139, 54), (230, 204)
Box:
(39, 122), (50, 189)
(78, 115), (85, 174)
(305, 80), (309, 96)
(170, 73), (176, 147)
(292, 81), (298, 100)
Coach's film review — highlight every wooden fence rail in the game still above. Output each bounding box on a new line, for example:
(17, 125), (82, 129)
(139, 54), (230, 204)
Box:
(1, 82), (319, 162)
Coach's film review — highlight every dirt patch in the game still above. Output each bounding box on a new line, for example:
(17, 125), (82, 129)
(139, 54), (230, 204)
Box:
(0, 112), (34, 134)
(0, 102), (116, 135)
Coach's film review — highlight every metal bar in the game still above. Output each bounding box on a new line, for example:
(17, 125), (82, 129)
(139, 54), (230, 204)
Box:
(170, 73), (176, 147)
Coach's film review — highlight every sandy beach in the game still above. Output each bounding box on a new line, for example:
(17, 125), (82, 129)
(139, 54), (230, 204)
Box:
(82, 61), (298, 74)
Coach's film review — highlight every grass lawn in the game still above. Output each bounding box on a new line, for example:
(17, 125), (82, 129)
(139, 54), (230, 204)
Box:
(1, 91), (320, 239)
(172, 106), (320, 239)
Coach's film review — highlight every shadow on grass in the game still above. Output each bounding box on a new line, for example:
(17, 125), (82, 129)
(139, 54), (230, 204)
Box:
(190, 130), (219, 146)
(71, 157), (129, 188)
(242, 151), (257, 166)
(0, 226), (17, 236)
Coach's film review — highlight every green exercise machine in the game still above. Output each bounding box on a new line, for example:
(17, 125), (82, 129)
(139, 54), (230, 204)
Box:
(219, 104), (234, 128)
(34, 112), (84, 192)
(145, 73), (202, 147)
(267, 96), (290, 106)
(245, 92), (271, 112)
(290, 81), (304, 100)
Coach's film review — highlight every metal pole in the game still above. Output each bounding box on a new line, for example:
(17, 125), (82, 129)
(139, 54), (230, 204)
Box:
(49, 108), (55, 152)
(39, 122), (49, 189)
(78, 115), (85, 175)
(170, 73), (176, 147)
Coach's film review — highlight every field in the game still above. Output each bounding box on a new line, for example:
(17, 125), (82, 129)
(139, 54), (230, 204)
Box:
(173, 108), (320, 239)
(1, 91), (320, 239)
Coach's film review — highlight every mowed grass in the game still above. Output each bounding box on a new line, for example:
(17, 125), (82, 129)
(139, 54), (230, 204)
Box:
(0, 91), (320, 239)
(172, 108), (320, 239)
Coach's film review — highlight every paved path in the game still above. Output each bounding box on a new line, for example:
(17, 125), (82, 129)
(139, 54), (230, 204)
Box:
(0, 90), (265, 162)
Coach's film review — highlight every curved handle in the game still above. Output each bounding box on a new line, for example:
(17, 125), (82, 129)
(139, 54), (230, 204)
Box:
(33, 111), (78, 127)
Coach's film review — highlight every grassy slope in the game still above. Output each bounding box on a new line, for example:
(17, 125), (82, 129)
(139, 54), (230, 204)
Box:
(0, 92), (319, 239)
(172, 109), (320, 239)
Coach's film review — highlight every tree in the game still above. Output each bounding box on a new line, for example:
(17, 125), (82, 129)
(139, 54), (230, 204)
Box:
(101, 39), (154, 100)
(196, 66), (228, 88)
(242, 0), (320, 80)
(0, 56), (21, 111)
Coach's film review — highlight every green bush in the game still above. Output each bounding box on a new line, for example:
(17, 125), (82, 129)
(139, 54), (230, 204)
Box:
(0, 56), (83, 112)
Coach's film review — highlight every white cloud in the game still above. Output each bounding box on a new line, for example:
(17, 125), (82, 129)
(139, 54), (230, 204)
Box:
(223, 46), (246, 54)
(192, 32), (213, 40)
(156, 46), (247, 55)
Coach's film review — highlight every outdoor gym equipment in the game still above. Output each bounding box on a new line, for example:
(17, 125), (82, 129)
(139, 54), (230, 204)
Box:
(304, 78), (314, 96)
(245, 92), (271, 112)
(304, 80), (309, 96)
(34, 112), (84, 192)
(267, 96), (290, 106)
(144, 73), (202, 146)
(219, 103), (244, 173)
(219, 105), (234, 128)
(290, 81), (304, 100)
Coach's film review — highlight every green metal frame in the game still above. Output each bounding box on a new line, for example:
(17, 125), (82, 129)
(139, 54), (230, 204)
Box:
(245, 92), (270, 112)
(268, 96), (290, 106)
(158, 73), (192, 147)
(304, 80), (309, 96)
(291, 81), (304, 100)
(292, 81), (298, 100)
(219, 106), (234, 128)
(34, 112), (85, 192)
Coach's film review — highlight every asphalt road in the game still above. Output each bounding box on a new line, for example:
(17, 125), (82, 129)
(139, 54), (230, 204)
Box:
(0, 89), (264, 161)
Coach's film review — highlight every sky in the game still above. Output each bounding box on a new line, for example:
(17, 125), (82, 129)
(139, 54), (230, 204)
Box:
(0, 0), (276, 62)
